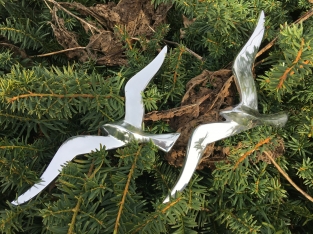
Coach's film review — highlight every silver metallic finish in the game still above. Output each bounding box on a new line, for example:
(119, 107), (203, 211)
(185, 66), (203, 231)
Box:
(163, 11), (288, 203)
(11, 136), (124, 205)
(12, 46), (180, 205)
(101, 46), (180, 152)
(102, 121), (180, 152)
(124, 47), (167, 129)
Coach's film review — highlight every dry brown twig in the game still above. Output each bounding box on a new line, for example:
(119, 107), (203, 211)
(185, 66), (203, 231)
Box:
(45, 0), (102, 34)
(32, 33), (104, 59)
(264, 151), (313, 203)
(163, 39), (204, 61)
(207, 75), (234, 112)
(0, 42), (28, 58)
(30, 47), (86, 58)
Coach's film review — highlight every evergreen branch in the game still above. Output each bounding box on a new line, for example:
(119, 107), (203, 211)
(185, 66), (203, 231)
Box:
(0, 18), (47, 50)
(256, 8), (313, 59)
(114, 145), (142, 234)
(277, 38), (304, 89)
(152, 164), (170, 190)
(173, 47), (185, 84)
(131, 197), (182, 233)
(264, 151), (313, 203)
(222, 209), (260, 233)
(43, 208), (73, 216)
(68, 197), (82, 234)
(147, 26), (203, 61)
(7, 92), (112, 103)
(291, 60), (310, 75)
(0, 138), (52, 189)
(0, 27), (40, 48)
(233, 137), (271, 170)
(1, 158), (35, 185)
(66, 155), (105, 234)
(116, 25), (133, 50)
(0, 145), (37, 150)
(0, 199), (43, 233)
(161, 46), (187, 104)
(78, 210), (105, 227)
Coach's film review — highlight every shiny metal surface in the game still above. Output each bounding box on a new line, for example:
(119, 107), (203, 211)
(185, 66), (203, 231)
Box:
(11, 136), (124, 205)
(12, 46), (180, 205)
(163, 11), (288, 203)
(103, 121), (180, 152)
(231, 11), (265, 110)
(124, 47), (167, 129)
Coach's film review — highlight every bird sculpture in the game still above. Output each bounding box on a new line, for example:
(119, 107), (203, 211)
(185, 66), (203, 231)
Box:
(12, 46), (180, 205)
(163, 11), (288, 203)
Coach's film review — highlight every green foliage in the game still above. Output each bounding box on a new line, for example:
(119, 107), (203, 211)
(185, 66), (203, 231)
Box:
(0, 64), (125, 138)
(154, 0), (291, 68)
(1, 0), (313, 233)
(258, 23), (313, 100)
(0, 18), (47, 50)
(0, 138), (52, 194)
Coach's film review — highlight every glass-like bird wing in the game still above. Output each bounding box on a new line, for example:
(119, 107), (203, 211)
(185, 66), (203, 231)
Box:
(12, 135), (124, 205)
(233, 11), (265, 110)
(124, 46), (167, 129)
(164, 121), (245, 203)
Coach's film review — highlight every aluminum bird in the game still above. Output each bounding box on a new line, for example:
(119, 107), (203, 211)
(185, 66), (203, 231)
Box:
(12, 46), (180, 205)
(163, 11), (288, 203)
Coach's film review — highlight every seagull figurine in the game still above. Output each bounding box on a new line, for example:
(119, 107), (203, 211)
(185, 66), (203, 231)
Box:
(12, 46), (180, 205)
(163, 11), (288, 203)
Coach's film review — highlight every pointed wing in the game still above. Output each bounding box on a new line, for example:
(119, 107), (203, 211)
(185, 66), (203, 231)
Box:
(12, 135), (124, 205)
(163, 121), (246, 203)
(233, 11), (265, 110)
(124, 46), (167, 129)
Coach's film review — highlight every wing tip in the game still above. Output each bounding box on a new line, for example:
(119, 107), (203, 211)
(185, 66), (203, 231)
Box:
(259, 10), (265, 28)
(11, 200), (19, 205)
(124, 45), (168, 90)
(124, 46), (168, 127)
(232, 11), (266, 109)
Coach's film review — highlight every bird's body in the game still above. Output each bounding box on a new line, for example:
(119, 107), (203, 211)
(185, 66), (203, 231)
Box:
(102, 120), (180, 152)
(220, 105), (288, 127)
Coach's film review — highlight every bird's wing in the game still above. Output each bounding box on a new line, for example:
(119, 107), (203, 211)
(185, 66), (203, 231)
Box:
(233, 11), (265, 110)
(12, 135), (124, 205)
(124, 46), (167, 129)
(163, 121), (246, 203)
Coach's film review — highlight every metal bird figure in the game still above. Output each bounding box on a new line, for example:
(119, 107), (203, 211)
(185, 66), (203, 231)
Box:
(163, 11), (288, 203)
(12, 46), (180, 205)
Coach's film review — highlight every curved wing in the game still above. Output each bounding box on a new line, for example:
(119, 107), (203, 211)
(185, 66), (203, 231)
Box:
(233, 11), (265, 110)
(163, 121), (246, 203)
(124, 46), (167, 129)
(12, 135), (124, 205)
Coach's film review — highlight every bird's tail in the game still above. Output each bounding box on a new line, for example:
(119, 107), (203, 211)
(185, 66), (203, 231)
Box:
(149, 133), (180, 152)
(260, 111), (288, 127)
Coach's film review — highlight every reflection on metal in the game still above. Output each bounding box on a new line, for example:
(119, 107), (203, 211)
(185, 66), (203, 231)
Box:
(163, 11), (288, 203)
(12, 46), (181, 205)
